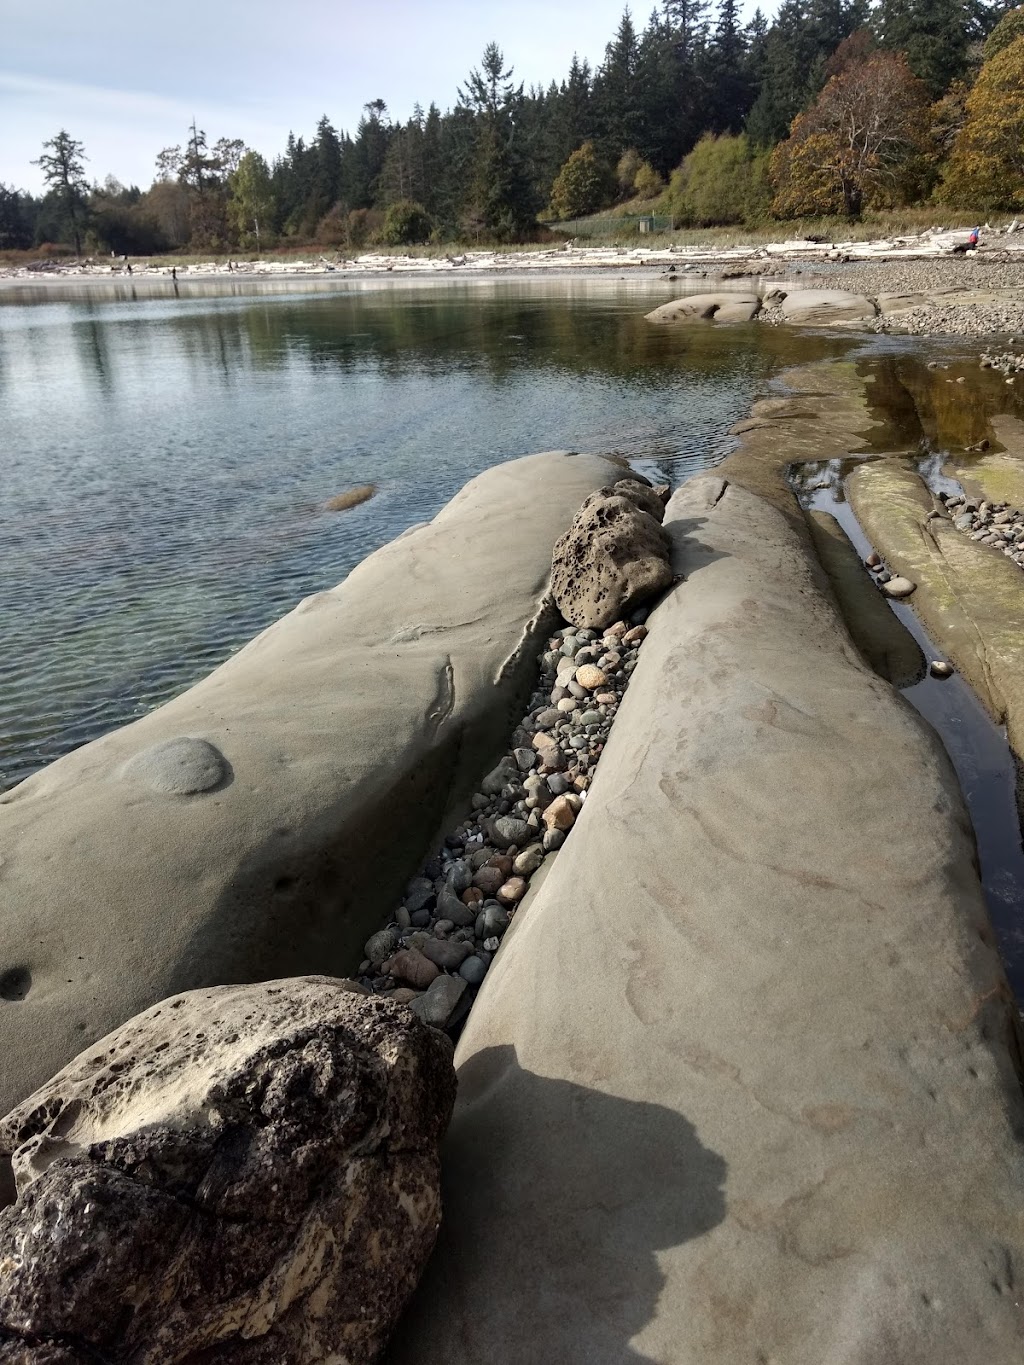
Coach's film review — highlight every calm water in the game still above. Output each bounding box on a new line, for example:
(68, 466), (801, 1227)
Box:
(1, 275), (834, 790)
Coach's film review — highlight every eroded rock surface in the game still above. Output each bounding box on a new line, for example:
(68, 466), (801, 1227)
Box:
(388, 474), (1024, 1364)
(645, 293), (761, 324)
(0, 450), (622, 1118)
(0, 978), (455, 1364)
(550, 478), (672, 629)
(780, 289), (877, 325)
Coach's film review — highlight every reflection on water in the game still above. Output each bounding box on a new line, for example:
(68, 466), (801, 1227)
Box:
(1, 277), (839, 790)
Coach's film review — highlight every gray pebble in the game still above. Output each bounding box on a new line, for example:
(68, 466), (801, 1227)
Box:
(459, 956), (488, 986)
(513, 747), (536, 772)
(476, 904), (510, 938)
(364, 927), (400, 966)
(543, 828), (567, 852)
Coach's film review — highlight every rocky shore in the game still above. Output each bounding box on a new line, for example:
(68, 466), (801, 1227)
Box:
(358, 613), (652, 1030)
(4, 333), (1024, 1362)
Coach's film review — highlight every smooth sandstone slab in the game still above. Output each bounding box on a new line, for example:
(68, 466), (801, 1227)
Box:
(779, 289), (878, 325)
(0, 451), (622, 1117)
(846, 460), (1024, 760)
(389, 474), (1024, 1365)
(645, 293), (761, 324)
(954, 420), (1024, 508)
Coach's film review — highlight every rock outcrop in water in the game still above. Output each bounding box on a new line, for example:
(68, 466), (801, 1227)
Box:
(0, 450), (624, 1119)
(0, 978), (455, 1365)
(388, 473), (1024, 1365)
(550, 477), (672, 629)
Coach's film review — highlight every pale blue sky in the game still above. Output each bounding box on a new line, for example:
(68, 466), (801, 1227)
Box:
(3, 0), (770, 194)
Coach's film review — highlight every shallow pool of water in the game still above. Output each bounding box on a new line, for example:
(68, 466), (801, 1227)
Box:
(794, 457), (1024, 1003)
(1, 276), (842, 790)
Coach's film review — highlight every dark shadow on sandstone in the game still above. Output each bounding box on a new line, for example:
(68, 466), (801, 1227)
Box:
(385, 1045), (728, 1365)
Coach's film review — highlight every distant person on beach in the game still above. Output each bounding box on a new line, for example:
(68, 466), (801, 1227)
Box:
(171, 267), (177, 281)
(952, 227), (981, 255)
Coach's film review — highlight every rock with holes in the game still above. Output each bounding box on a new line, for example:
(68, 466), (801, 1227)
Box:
(551, 482), (673, 630)
(0, 977), (455, 1364)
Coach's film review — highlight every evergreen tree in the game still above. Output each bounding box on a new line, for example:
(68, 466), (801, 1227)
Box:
(312, 117), (343, 218)
(32, 130), (88, 254)
(706, 0), (752, 133)
(458, 44), (539, 239)
(594, 11), (645, 155)
(876, 0), (989, 96)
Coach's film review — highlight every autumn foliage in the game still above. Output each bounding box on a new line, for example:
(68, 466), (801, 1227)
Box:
(942, 37), (1024, 210)
(770, 51), (931, 219)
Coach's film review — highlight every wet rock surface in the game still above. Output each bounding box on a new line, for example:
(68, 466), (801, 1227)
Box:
(0, 978), (455, 1364)
(550, 478), (672, 630)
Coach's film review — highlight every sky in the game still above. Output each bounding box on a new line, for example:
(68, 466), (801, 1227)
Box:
(3, 0), (770, 195)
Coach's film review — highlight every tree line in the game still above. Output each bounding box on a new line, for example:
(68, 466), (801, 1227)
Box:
(4, 0), (1024, 256)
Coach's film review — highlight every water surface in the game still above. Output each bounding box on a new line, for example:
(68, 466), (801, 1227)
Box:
(0, 276), (834, 789)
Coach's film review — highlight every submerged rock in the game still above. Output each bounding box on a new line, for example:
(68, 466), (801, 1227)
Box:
(0, 978), (456, 1365)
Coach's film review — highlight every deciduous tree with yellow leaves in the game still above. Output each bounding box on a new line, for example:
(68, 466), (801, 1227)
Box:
(942, 36), (1024, 210)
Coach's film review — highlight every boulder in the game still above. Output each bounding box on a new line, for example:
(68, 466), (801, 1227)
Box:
(0, 978), (456, 1364)
(779, 289), (878, 325)
(645, 293), (761, 324)
(388, 474), (1024, 1364)
(0, 450), (624, 1118)
(551, 481), (673, 630)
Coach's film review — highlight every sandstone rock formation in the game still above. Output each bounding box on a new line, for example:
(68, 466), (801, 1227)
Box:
(806, 509), (925, 689)
(847, 459), (1024, 757)
(0, 450), (623, 1118)
(388, 474), (1024, 1364)
(550, 478), (672, 629)
(779, 289), (878, 325)
(645, 293), (761, 324)
(0, 977), (455, 1364)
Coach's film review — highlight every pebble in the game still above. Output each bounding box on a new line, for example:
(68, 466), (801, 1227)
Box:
(497, 876), (528, 905)
(420, 938), (473, 971)
(364, 928), (401, 966)
(385, 948), (440, 990)
(490, 815), (532, 849)
(513, 844), (545, 875)
(575, 664), (607, 690)
(930, 660), (955, 678)
(476, 904), (510, 938)
(543, 793), (579, 832)
(354, 582), (653, 1033)
(882, 576), (916, 598)
(411, 974), (468, 1029)
(459, 956), (488, 986)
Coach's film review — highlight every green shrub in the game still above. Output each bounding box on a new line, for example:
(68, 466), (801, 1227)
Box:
(669, 133), (773, 226)
(379, 200), (434, 246)
(551, 142), (613, 219)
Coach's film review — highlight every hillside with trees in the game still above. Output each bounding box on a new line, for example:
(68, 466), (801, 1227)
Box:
(3, 1), (1024, 256)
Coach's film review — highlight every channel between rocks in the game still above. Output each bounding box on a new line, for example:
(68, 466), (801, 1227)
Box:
(794, 459), (1024, 1004)
(354, 612), (653, 1035)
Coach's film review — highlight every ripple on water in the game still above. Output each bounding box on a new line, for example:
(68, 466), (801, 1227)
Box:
(1, 279), (834, 791)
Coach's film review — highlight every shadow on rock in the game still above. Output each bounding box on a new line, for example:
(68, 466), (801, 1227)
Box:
(385, 1044), (728, 1365)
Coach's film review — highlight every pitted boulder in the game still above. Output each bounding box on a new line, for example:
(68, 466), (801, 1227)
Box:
(0, 978), (455, 1365)
(120, 736), (228, 795)
(551, 480), (673, 630)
